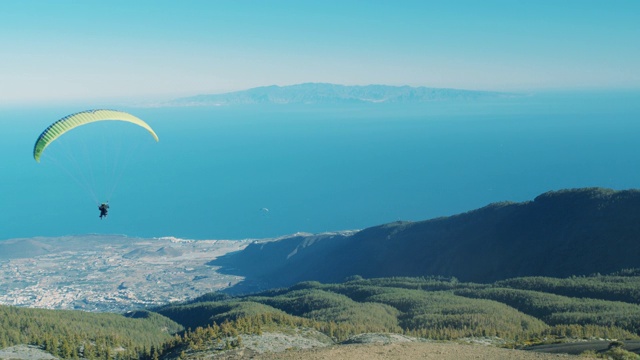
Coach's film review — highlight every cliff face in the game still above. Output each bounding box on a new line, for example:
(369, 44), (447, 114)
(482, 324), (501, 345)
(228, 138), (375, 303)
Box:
(213, 188), (640, 293)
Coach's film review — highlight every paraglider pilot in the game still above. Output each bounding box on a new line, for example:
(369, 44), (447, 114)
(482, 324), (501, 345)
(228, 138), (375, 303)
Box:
(98, 203), (109, 219)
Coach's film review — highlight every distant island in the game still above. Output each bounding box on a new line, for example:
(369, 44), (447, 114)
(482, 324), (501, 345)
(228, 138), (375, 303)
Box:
(157, 83), (518, 107)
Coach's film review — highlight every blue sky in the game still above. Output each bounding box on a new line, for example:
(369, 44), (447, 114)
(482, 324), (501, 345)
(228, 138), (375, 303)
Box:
(1, 0), (639, 103)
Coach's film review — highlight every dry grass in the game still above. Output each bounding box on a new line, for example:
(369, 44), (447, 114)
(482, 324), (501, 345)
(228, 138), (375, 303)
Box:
(196, 341), (579, 360)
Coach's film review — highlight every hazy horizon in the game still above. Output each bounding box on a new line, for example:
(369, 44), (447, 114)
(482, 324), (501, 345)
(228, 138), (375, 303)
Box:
(1, 1), (639, 105)
(2, 91), (639, 241)
(3, 84), (638, 110)
(2, 2), (639, 241)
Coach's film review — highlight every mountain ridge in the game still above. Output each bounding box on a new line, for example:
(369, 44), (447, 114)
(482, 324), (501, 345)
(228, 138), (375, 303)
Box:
(213, 187), (640, 293)
(159, 83), (517, 106)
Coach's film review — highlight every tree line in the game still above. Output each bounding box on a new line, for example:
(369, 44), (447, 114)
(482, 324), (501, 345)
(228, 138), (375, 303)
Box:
(4, 272), (640, 358)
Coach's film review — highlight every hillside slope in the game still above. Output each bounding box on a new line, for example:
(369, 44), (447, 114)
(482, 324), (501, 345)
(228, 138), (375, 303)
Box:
(213, 188), (640, 292)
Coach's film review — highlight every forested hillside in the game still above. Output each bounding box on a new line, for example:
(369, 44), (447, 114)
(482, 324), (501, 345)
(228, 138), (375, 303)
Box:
(3, 272), (640, 358)
(213, 188), (640, 293)
(0, 307), (181, 359)
(150, 273), (640, 358)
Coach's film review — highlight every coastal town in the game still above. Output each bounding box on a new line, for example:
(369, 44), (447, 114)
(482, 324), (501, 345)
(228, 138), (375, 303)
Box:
(0, 235), (251, 312)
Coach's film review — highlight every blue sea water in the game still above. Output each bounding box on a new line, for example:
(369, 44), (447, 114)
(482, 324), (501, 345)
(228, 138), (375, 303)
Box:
(1, 91), (640, 240)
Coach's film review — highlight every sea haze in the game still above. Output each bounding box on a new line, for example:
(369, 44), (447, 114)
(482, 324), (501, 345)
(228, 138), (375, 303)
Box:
(1, 91), (639, 240)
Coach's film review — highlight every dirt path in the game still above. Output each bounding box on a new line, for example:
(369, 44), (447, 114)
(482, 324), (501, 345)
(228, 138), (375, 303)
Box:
(213, 342), (578, 360)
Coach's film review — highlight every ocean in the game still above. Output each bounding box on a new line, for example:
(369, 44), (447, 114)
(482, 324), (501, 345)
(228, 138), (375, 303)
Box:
(2, 91), (639, 240)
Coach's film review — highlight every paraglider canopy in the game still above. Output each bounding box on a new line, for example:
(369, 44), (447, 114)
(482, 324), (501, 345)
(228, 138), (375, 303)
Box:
(32, 109), (159, 208)
(33, 109), (159, 162)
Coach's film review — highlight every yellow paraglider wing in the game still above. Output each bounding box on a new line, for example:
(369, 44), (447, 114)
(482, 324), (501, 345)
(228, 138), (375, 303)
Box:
(33, 109), (159, 162)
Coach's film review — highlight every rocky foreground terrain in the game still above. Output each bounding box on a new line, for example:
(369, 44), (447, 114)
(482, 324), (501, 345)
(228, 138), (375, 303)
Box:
(0, 337), (580, 360)
(213, 342), (578, 360)
(187, 333), (578, 360)
(0, 235), (252, 312)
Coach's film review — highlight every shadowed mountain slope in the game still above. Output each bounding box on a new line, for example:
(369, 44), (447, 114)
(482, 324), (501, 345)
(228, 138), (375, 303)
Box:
(212, 188), (640, 293)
